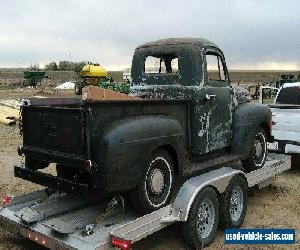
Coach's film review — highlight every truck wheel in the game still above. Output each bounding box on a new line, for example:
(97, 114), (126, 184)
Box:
(75, 82), (82, 95)
(130, 149), (174, 214)
(291, 154), (300, 170)
(219, 175), (247, 229)
(242, 128), (267, 172)
(182, 187), (219, 248)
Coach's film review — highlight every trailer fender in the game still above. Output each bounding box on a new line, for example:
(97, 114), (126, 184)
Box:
(172, 167), (246, 221)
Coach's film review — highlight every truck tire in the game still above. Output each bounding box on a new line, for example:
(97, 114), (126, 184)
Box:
(291, 154), (300, 170)
(182, 187), (219, 248)
(219, 175), (247, 229)
(130, 149), (174, 214)
(242, 128), (267, 172)
(75, 82), (82, 95)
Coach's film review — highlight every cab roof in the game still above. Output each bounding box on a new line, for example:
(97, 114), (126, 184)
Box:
(137, 38), (219, 50)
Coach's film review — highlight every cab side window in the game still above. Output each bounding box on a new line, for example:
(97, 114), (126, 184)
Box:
(206, 52), (226, 82)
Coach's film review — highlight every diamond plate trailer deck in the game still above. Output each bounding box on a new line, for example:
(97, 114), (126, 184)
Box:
(0, 156), (290, 249)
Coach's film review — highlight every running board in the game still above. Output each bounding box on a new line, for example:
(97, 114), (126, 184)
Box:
(185, 154), (242, 175)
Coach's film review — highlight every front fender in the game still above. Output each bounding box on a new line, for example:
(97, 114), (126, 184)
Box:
(231, 102), (271, 156)
(92, 115), (184, 191)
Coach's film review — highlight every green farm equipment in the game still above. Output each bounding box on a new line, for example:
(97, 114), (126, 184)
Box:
(22, 71), (47, 87)
(75, 78), (129, 95)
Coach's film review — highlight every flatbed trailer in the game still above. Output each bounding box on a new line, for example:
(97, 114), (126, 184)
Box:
(0, 155), (290, 249)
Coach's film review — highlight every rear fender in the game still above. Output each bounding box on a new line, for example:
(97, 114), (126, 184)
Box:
(92, 115), (184, 191)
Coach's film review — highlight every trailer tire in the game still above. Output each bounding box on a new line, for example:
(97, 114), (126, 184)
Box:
(242, 128), (267, 172)
(219, 175), (247, 229)
(182, 187), (219, 248)
(130, 149), (174, 214)
(291, 154), (300, 170)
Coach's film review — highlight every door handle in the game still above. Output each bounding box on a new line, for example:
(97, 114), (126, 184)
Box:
(205, 94), (216, 100)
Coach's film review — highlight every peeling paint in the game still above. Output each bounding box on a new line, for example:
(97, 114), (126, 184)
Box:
(197, 113), (209, 137)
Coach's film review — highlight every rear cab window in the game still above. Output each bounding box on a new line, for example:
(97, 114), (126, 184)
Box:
(131, 45), (202, 86)
(144, 55), (178, 74)
(141, 54), (180, 85)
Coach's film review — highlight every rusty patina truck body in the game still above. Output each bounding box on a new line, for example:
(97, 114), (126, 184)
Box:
(16, 38), (272, 213)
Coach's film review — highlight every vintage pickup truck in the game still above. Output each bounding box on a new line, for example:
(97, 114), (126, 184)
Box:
(16, 38), (272, 213)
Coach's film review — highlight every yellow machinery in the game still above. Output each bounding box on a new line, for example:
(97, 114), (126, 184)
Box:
(75, 63), (108, 94)
(80, 63), (107, 79)
(80, 63), (107, 86)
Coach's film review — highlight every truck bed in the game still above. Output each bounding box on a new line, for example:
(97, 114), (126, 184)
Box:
(21, 99), (190, 163)
(19, 98), (190, 191)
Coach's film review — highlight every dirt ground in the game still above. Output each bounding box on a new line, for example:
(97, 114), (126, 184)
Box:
(0, 87), (299, 249)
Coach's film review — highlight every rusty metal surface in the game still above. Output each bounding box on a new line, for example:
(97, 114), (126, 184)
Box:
(136, 38), (218, 49)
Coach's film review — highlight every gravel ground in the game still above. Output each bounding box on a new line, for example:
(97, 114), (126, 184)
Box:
(0, 88), (299, 249)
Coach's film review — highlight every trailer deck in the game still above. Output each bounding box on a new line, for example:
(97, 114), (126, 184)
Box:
(0, 155), (290, 249)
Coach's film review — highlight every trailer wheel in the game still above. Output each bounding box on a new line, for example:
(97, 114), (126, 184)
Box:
(182, 187), (219, 248)
(242, 128), (267, 172)
(130, 149), (174, 214)
(219, 175), (247, 229)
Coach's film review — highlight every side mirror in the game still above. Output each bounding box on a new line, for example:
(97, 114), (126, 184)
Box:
(259, 87), (279, 104)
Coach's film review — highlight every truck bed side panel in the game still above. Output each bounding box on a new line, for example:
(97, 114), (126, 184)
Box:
(88, 101), (189, 191)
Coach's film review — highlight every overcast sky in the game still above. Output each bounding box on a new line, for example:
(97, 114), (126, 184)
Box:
(0, 0), (299, 70)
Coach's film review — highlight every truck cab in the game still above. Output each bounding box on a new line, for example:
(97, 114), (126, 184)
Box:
(130, 38), (254, 154)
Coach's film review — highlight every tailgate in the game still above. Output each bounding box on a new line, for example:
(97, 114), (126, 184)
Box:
(22, 105), (86, 164)
(271, 107), (300, 142)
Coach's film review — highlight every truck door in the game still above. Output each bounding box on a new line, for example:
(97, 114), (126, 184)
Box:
(204, 50), (233, 152)
(191, 49), (233, 154)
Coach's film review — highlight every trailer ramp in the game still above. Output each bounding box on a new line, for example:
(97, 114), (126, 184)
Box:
(15, 191), (106, 223)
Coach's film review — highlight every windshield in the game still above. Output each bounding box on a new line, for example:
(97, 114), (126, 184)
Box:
(276, 86), (300, 105)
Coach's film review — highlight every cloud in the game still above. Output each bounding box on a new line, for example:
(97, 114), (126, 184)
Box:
(0, 0), (299, 70)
